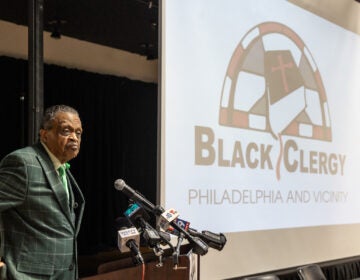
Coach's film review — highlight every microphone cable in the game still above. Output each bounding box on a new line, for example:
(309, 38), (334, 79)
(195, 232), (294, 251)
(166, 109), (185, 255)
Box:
(141, 262), (145, 280)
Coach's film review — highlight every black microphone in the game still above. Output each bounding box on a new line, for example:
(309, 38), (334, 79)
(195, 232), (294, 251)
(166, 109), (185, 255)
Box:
(126, 204), (175, 254)
(126, 238), (144, 265)
(188, 228), (227, 251)
(114, 179), (208, 256)
(158, 209), (208, 256)
(167, 217), (191, 235)
(124, 203), (151, 227)
(116, 217), (144, 265)
(124, 203), (162, 248)
(123, 202), (176, 258)
(167, 217), (226, 251)
(114, 179), (164, 214)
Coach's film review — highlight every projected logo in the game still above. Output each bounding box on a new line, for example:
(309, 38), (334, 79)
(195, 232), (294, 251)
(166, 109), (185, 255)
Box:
(219, 22), (332, 179)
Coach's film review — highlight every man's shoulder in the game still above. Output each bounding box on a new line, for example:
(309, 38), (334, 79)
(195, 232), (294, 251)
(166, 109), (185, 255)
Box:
(11, 144), (39, 156)
(5, 143), (44, 162)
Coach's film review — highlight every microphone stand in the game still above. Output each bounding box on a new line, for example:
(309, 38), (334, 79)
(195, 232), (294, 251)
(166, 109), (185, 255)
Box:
(172, 232), (184, 269)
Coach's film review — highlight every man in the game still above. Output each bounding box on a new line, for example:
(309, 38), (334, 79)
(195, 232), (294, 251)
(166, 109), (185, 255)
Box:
(0, 105), (85, 279)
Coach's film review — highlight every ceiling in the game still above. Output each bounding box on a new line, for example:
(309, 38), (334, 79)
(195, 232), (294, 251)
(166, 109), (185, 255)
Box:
(0, 0), (359, 64)
(0, 0), (159, 60)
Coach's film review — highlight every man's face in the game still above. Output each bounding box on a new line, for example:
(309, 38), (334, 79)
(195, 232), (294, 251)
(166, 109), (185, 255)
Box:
(40, 111), (83, 163)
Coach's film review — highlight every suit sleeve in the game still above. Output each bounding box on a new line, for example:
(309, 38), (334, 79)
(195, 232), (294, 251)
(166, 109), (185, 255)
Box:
(0, 153), (28, 212)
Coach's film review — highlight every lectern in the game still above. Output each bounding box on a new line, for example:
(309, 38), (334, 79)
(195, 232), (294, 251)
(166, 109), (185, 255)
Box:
(80, 249), (196, 280)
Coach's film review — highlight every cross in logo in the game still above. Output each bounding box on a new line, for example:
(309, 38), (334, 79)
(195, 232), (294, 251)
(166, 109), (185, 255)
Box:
(271, 54), (294, 93)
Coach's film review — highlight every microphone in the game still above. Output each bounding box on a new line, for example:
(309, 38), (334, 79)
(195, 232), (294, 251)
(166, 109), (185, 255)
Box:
(123, 202), (175, 258)
(114, 179), (208, 256)
(114, 179), (164, 214)
(124, 203), (151, 226)
(188, 228), (227, 251)
(116, 218), (144, 265)
(123, 202), (173, 247)
(167, 217), (191, 235)
(126, 238), (144, 265)
(157, 208), (179, 230)
(174, 218), (190, 231)
(167, 216), (226, 251)
(124, 203), (161, 248)
(158, 209), (208, 256)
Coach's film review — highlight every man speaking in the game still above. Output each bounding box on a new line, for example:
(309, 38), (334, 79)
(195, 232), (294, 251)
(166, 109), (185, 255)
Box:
(0, 105), (85, 279)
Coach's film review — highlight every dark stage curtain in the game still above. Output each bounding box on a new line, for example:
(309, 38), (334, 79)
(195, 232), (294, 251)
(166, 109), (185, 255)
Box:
(0, 56), (158, 255)
(0, 56), (27, 160)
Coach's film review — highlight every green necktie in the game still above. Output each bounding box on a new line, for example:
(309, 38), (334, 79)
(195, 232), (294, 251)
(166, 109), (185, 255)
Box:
(58, 163), (70, 199)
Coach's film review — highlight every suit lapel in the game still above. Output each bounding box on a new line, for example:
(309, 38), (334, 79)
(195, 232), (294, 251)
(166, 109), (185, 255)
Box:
(33, 144), (75, 228)
(67, 170), (85, 235)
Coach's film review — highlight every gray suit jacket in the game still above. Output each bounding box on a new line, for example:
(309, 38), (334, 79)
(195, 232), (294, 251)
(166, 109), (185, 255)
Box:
(0, 143), (85, 279)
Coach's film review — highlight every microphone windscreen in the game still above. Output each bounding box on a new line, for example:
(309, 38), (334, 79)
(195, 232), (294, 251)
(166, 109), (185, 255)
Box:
(114, 179), (126, 191)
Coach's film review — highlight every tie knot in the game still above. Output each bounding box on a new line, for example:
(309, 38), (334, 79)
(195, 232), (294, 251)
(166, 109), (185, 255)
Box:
(64, 162), (70, 170)
(58, 165), (65, 176)
(58, 163), (70, 176)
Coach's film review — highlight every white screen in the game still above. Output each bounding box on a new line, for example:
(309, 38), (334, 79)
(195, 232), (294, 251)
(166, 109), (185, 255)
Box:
(160, 0), (360, 278)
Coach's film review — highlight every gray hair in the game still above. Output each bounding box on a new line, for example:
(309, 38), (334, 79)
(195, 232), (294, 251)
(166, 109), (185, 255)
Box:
(41, 105), (79, 130)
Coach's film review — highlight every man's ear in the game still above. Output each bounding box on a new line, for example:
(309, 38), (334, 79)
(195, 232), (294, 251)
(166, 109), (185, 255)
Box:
(39, 129), (47, 142)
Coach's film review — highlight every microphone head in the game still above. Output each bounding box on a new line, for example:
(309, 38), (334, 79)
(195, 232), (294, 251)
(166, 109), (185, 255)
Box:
(115, 216), (132, 230)
(114, 179), (126, 191)
(117, 227), (140, 253)
(124, 203), (151, 227)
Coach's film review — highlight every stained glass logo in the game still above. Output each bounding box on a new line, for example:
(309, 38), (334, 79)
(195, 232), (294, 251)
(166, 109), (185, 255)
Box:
(218, 22), (333, 180)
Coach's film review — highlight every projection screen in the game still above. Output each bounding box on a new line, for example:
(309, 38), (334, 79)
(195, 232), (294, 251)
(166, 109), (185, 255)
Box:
(159, 0), (360, 278)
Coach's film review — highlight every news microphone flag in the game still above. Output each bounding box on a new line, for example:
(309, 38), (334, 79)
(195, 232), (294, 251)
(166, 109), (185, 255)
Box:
(157, 208), (179, 230)
(117, 227), (140, 253)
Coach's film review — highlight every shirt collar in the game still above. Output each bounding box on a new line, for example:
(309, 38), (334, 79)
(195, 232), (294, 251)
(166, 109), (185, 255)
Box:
(40, 141), (63, 171)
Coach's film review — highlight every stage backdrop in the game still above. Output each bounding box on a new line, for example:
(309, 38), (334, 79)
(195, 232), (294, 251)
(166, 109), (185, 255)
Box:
(160, 0), (360, 279)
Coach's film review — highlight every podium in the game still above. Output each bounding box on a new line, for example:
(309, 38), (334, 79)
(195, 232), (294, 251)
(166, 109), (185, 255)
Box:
(79, 246), (197, 280)
(81, 254), (194, 280)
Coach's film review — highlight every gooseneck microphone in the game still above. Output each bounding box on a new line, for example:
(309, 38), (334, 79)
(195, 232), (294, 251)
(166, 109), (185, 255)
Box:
(114, 179), (209, 256)
(188, 228), (227, 251)
(114, 179), (164, 214)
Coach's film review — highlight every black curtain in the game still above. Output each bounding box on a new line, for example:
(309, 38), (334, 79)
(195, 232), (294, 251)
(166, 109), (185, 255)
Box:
(0, 56), (28, 160)
(0, 56), (158, 254)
